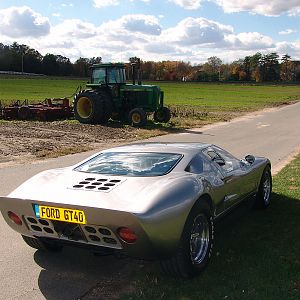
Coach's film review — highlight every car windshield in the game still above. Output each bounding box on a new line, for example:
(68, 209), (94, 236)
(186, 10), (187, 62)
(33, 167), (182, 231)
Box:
(74, 152), (182, 176)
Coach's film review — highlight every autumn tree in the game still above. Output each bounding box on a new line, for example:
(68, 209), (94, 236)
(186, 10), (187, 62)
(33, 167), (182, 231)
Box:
(260, 52), (280, 81)
(280, 54), (296, 81)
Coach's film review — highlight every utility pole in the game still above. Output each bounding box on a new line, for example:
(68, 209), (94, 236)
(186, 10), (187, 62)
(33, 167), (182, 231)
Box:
(21, 47), (25, 74)
(21, 52), (24, 74)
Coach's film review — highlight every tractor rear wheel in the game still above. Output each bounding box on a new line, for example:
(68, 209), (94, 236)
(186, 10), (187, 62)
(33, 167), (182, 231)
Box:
(154, 107), (171, 123)
(129, 108), (147, 127)
(74, 90), (112, 124)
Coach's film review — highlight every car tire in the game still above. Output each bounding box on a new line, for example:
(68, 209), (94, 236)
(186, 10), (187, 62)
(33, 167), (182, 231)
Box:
(22, 235), (63, 252)
(160, 201), (214, 278)
(128, 108), (147, 127)
(153, 107), (171, 123)
(254, 166), (272, 209)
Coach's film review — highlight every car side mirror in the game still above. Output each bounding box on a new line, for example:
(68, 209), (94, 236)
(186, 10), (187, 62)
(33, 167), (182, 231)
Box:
(245, 155), (255, 164)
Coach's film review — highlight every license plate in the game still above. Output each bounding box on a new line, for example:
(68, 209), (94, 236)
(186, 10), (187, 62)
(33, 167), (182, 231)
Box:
(34, 205), (86, 224)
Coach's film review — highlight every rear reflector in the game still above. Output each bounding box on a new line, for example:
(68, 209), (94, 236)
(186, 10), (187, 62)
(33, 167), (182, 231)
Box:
(117, 227), (137, 243)
(8, 211), (22, 225)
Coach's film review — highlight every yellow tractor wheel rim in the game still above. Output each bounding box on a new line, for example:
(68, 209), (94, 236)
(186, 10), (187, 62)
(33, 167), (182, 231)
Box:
(132, 112), (141, 124)
(77, 97), (92, 118)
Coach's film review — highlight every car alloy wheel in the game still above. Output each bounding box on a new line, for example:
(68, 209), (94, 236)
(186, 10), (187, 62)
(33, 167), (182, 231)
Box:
(263, 172), (271, 205)
(190, 213), (210, 264)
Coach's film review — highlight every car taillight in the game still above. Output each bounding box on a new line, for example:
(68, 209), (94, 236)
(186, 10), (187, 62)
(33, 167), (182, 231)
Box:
(8, 211), (22, 225)
(117, 227), (137, 243)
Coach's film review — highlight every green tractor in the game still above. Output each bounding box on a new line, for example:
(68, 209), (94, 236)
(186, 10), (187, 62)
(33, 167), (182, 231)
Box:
(73, 63), (171, 126)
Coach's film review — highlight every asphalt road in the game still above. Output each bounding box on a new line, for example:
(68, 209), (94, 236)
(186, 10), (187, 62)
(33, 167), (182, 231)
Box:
(0, 102), (300, 299)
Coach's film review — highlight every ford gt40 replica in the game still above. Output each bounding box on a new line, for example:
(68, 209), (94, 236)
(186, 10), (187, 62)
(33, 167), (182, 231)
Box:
(0, 143), (272, 278)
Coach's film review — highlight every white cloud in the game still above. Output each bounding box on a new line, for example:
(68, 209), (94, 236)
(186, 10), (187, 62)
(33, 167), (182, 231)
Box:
(129, 0), (151, 2)
(61, 3), (74, 7)
(0, 6), (50, 38)
(144, 42), (178, 54)
(100, 14), (161, 36)
(276, 40), (300, 57)
(93, 0), (119, 8)
(162, 17), (233, 46)
(170, 0), (203, 10)
(1, 7), (299, 64)
(214, 0), (300, 16)
(52, 19), (98, 38)
(279, 29), (297, 35)
(225, 32), (274, 50)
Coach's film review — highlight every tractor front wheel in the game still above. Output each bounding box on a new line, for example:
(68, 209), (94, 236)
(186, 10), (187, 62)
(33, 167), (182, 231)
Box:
(154, 107), (171, 123)
(129, 108), (147, 127)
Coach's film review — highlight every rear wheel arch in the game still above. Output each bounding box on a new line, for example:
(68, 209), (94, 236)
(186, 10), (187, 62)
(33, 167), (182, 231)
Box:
(160, 194), (214, 278)
(193, 194), (215, 215)
(178, 194), (214, 243)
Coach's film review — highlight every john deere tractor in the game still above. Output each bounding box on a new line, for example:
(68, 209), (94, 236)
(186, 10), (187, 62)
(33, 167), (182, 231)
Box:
(73, 63), (171, 126)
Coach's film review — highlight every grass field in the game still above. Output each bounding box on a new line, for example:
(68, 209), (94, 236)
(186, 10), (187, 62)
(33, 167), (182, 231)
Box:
(122, 154), (300, 300)
(0, 77), (299, 127)
(0, 77), (299, 109)
(0, 77), (87, 103)
(159, 82), (300, 111)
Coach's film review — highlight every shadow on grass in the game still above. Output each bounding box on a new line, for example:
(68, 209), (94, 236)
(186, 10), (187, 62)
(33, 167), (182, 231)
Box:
(122, 193), (300, 300)
(31, 193), (300, 300)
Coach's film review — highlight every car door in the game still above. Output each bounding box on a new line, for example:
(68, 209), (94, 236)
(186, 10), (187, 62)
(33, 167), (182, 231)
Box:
(212, 146), (257, 197)
(202, 147), (252, 210)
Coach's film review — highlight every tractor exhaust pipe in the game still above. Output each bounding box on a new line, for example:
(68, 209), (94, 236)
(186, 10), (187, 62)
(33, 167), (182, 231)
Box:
(131, 63), (136, 85)
(131, 62), (142, 85)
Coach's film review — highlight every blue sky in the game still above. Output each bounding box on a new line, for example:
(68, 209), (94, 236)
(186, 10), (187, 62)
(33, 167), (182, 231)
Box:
(0, 0), (300, 63)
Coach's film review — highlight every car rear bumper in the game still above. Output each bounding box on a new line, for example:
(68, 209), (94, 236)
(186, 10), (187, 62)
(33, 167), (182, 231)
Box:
(0, 196), (158, 259)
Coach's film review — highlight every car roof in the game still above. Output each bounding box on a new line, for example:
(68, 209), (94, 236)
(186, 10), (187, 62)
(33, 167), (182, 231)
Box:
(101, 142), (212, 156)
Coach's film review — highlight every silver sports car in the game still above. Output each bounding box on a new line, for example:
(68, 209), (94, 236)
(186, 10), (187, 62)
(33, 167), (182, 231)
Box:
(0, 143), (272, 278)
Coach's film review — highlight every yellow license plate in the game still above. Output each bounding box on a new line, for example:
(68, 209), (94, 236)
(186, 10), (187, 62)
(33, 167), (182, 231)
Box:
(35, 205), (86, 224)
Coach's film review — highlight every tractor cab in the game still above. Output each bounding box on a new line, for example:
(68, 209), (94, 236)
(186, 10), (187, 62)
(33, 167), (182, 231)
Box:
(90, 63), (126, 85)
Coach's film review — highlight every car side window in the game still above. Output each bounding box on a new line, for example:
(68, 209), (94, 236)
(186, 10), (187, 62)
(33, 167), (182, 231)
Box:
(186, 154), (203, 174)
(186, 154), (213, 174)
(202, 147), (238, 173)
(212, 146), (240, 173)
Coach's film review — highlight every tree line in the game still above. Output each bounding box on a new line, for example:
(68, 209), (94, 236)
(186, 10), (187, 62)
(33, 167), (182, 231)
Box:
(0, 42), (101, 77)
(135, 53), (299, 82)
(1, 42), (299, 82)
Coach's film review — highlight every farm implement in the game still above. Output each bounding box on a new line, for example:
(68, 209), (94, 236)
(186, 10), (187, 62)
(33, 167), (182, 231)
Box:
(0, 98), (73, 121)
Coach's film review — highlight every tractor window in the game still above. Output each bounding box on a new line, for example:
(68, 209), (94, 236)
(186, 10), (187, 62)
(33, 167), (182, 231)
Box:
(107, 68), (126, 84)
(92, 69), (106, 84)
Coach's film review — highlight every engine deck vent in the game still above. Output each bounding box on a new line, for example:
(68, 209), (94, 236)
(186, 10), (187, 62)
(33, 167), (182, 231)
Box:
(70, 177), (125, 192)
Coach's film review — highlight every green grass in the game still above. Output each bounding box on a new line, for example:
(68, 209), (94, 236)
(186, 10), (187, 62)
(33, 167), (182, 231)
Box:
(0, 78), (299, 111)
(0, 77), (87, 103)
(156, 82), (300, 111)
(122, 155), (300, 300)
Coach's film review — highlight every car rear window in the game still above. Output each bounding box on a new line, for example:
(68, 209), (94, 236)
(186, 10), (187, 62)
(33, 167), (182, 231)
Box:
(74, 152), (182, 176)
